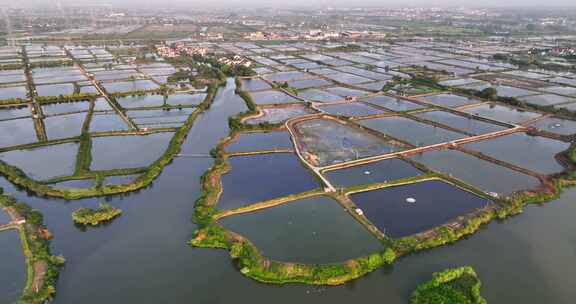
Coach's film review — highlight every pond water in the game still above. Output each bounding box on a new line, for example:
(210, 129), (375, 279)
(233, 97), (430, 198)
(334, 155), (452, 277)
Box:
(44, 112), (86, 139)
(288, 78), (332, 90)
(324, 158), (422, 188)
(324, 73), (373, 85)
(90, 133), (173, 170)
(0, 86), (28, 99)
(0, 106), (31, 121)
(530, 117), (576, 135)
(0, 142), (78, 180)
(166, 93), (206, 106)
(103, 80), (158, 94)
(226, 131), (293, 153)
(298, 89), (343, 103)
(463, 103), (542, 124)
(417, 93), (480, 108)
(117, 95), (165, 109)
(89, 113), (129, 132)
(463, 132), (570, 175)
(0, 208), (10, 223)
(220, 195), (383, 263)
(358, 116), (465, 146)
(42, 102), (90, 116)
(246, 105), (313, 125)
(36, 83), (75, 97)
(51, 179), (94, 190)
(294, 118), (403, 167)
(127, 109), (193, 127)
(519, 94), (575, 107)
(362, 95), (427, 112)
(2, 78), (576, 304)
(0, 118), (38, 148)
(349, 180), (491, 238)
(318, 102), (385, 117)
(240, 78), (271, 91)
(104, 174), (141, 185)
(251, 90), (301, 105)
(415, 111), (507, 135)
(218, 153), (319, 210)
(325, 86), (370, 97)
(264, 71), (308, 82)
(411, 149), (541, 195)
(0, 230), (26, 304)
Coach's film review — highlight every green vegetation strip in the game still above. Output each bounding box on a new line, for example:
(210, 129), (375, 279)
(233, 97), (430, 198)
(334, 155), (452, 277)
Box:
(72, 203), (122, 226)
(411, 266), (487, 304)
(0, 188), (65, 304)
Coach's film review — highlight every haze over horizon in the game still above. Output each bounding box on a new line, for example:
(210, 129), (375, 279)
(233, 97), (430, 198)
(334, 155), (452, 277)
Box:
(5, 0), (576, 9)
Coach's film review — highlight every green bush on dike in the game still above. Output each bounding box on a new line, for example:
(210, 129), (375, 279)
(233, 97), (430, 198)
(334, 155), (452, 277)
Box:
(410, 266), (486, 304)
(0, 189), (65, 304)
(72, 203), (122, 226)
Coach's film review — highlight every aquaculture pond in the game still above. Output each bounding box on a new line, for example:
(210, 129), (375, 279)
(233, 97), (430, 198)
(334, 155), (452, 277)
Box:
(324, 158), (422, 188)
(36, 83), (75, 97)
(103, 174), (141, 186)
(218, 153), (319, 210)
(44, 113), (86, 139)
(288, 78), (332, 89)
(520, 94), (576, 107)
(117, 95), (165, 109)
(240, 78), (271, 91)
(89, 113), (129, 132)
(0, 230), (26, 304)
(362, 95), (427, 112)
(246, 105), (314, 125)
(349, 180), (491, 238)
(42, 102), (90, 116)
(1, 78), (576, 304)
(90, 133), (173, 170)
(417, 93), (480, 108)
(411, 149), (541, 195)
(250, 90), (301, 105)
(415, 111), (508, 135)
(358, 116), (465, 146)
(318, 102), (385, 117)
(293, 118), (403, 167)
(220, 195), (383, 263)
(226, 131), (293, 153)
(0, 118), (38, 148)
(102, 80), (158, 93)
(166, 93), (206, 106)
(530, 117), (576, 135)
(0, 85), (28, 99)
(0, 142), (78, 180)
(127, 109), (193, 127)
(0, 208), (9, 223)
(463, 103), (542, 125)
(463, 132), (570, 175)
(51, 179), (95, 190)
(0, 106), (31, 121)
(298, 89), (343, 103)
(325, 86), (370, 97)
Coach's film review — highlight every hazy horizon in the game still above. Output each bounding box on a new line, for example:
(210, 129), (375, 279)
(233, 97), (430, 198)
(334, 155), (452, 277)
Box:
(5, 0), (576, 9)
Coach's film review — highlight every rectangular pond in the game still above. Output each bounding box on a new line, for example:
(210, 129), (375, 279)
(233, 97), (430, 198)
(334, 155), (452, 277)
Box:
(324, 158), (422, 188)
(89, 113), (130, 132)
(220, 195), (383, 263)
(117, 95), (165, 109)
(415, 111), (508, 135)
(417, 93), (481, 108)
(0, 142), (78, 180)
(529, 117), (576, 136)
(250, 90), (301, 105)
(298, 89), (344, 103)
(318, 102), (386, 117)
(246, 105), (314, 125)
(0, 118), (37, 148)
(411, 149), (541, 195)
(44, 112), (86, 139)
(361, 95), (427, 112)
(226, 131), (293, 153)
(294, 118), (403, 167)
(90, 133), (173, 170)
(358, 116), (466, 146)
(463, 103), (542, 124)
(218, 153), (319, 210)
(463, 132), (570, 174)
(42, 102), (90, 116)
(349, 180), (491, 238)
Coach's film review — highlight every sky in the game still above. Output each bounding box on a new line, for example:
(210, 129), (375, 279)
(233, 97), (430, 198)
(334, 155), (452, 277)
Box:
(7, 0), (576, 8)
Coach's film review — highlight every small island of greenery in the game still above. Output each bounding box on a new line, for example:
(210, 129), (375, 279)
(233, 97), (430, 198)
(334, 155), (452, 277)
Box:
(411, 266), (487, 304)
(72, 203), (122, 226)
